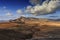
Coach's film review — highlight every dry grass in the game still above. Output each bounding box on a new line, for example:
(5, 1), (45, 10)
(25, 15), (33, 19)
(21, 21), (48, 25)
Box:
(0, 20), (60, 40)
(0, 20), (60, 29)
(0, 22), (18, 29)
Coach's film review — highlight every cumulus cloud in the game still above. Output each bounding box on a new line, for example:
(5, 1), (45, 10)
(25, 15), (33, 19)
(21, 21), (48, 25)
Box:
(21, 15), (26, 17)
(6, 12), (12, 16)
(25, 0), (60, 16)
(16, 9), (23, 14)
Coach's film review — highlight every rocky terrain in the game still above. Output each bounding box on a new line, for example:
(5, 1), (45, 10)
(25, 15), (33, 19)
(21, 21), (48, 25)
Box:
(0, 16), (60, 40)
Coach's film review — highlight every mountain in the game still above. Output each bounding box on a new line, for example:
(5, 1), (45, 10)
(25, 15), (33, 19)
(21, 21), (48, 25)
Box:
(9, 16), (60, 27)
(0, 16), (60, 40)
(49, 19), (60, 21)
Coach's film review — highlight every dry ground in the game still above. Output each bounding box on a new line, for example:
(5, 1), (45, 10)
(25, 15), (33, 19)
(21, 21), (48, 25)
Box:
(0, 22), (18, 29)
(0, 20), (60, 29)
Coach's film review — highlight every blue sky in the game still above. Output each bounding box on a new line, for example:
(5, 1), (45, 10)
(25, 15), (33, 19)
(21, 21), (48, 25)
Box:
(0, 0), (60, 20)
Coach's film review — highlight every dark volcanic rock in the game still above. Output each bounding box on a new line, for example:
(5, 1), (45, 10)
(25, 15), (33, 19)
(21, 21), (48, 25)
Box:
(0, 29), (33, 40)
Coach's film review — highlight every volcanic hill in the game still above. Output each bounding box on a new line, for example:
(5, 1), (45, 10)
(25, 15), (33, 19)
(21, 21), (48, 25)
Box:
(0, 16), (60, 40)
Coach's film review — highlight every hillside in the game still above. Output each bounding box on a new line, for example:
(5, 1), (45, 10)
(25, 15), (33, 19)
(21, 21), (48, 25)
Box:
(0, 17), (60, 40)
(9, 16), (60, 27)
(1, 17), (60, 29)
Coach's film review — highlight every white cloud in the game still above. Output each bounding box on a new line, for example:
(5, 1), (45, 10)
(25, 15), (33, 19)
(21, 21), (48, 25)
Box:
(6, 12), (12, 16)
(25, 6), (32, 13)
(25, 0), (60, 16)
(21, 15), (25, 17)
(16, 9), (23, 14)
(3, 6), (6, 9)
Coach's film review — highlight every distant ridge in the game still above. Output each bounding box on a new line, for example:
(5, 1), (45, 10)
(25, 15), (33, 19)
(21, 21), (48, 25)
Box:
(48, 19), (60, 21)
(0, 20), (9, 23)
(9, 16), (49, 23)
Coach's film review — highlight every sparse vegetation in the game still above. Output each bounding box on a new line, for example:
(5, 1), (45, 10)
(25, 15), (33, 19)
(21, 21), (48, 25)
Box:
(0, 17), (60, 40)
